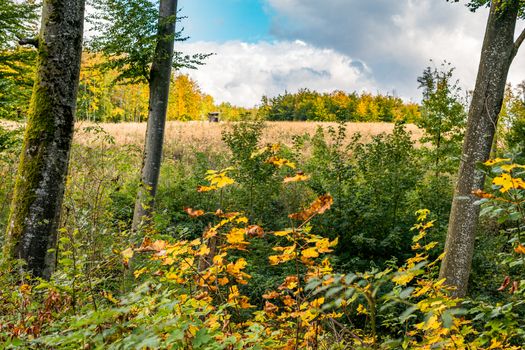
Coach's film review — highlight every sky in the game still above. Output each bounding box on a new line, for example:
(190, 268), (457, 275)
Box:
(177, 0), (525, 108)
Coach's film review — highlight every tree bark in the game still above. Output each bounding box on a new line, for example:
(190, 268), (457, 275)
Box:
(132, 0), (178, 231)
(439, 0), (521, 297)
(3, 0), (85, 278)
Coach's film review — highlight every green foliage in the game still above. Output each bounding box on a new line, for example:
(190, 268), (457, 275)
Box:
(305, 123), (423, 271)
(87, 0), (209, 83)
(416, 61), (466, 176)
(0, 0), (39, 120)
(258, 89), (420, 122)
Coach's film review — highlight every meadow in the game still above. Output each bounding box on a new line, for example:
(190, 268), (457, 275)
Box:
(1, 115), (525, 349)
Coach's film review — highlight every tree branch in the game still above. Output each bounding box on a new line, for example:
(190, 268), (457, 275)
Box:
(18, 37), (39, 49)
(512, 28), (525, 59)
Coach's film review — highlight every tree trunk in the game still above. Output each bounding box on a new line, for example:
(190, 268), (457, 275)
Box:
(3, 0), (85, 278)
(132, 0), (178, 231)
(439, 0), (522, 297)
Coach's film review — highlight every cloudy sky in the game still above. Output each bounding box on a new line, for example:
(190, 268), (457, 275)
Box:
(177, 0), (525, 107)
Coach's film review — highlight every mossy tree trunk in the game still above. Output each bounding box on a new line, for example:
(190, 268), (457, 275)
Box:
(440, 0), (525, 297)
(132, 0), (178, 231)
(3, 0), (85, 278)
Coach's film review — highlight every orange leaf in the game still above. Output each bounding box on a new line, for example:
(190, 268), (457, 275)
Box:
(289, 194), (333, 221)
(284, 172), (310, 183)
(197, 185), (217, 192)
(246, 225), (264, 238)
(515, 244), (525, 255)
(184, 207), (205, 218)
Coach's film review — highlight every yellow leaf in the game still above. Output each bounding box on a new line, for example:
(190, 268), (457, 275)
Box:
(357, 303), (368, 315)
(484, 158), (510, 166)
(284, 172), (310, 183)
(311, 297), (325, 308)
(266, 156), (296, 169)
(302, 247), (319, 258)
(493, 173), (525, 192)
(274, 230), (292, 236)
(121, 248), (134, 265)
(195, 244), (211, 256)
(197, 185), (217, 192)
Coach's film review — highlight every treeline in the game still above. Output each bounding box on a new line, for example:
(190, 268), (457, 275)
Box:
(258, 89), (421, 122)
(1, 51), (421, 123)
(77, 53), (254, 122)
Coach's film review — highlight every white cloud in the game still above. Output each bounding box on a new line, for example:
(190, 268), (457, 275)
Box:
(265, 0), (525, 100)
(178, 40), (376, 107)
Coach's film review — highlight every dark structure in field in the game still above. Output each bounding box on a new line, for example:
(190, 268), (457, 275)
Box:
(208, 112), (220, 122)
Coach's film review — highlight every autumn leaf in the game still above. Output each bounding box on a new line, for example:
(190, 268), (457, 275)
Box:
(302, 247), (319, 259)
(197, 185), (217, 192)
(493, 173), (525, 192)
(218, 277), (229, 286)
(136, 239), (167, 252)
(498, 276), (511, 291)
(274, 230), (292, 237)
(472, 189), (494, 199)
(483, 158), (510, 166)
(184, 207), (205, 218)
(266, 156), (296, 169)
(121, 247), (134, 267)
(264, 301), (279, 314)
(289, 194), (333, 221)
(262, 291), (280, 299)
(514, 244), (525, 254)
(283, 172), (310, 183)
(246, 225), (264, 238)
(225, 227), (250, 250)
(279, 275), (299, 290)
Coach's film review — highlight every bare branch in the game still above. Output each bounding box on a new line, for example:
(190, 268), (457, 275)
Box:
(512, 28), (525, 59)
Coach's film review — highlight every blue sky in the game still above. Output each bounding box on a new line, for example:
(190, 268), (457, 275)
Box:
(182, 0), (272, 43)
(176, 0), (525, 107)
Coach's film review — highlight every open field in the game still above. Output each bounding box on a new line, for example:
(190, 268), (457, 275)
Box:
(1, 119), (422, 152)
(72, 121), (423, 151)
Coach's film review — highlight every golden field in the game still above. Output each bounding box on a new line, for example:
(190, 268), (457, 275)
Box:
(1, 120), (422, 154)
(74, 121), (422, 151)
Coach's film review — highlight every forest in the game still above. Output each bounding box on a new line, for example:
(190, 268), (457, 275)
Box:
(1, 0), (525, 349)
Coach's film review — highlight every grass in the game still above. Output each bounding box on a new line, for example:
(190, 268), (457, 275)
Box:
(73, 121), (422, 152)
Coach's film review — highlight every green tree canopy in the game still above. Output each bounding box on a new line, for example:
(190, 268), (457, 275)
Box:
(87, 0), (210, 84)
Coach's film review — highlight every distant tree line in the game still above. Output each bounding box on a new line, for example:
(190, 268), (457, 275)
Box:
(257, 89), (421, 122)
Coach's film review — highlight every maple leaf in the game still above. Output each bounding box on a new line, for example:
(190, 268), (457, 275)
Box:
(246, 225), (264, 238)
(279, 275), (299, 290)
(262, 291), (280, 299)
(197, 185), (217, 192)
(184, 207), (205, 218)
(264, 301), (279, 314)
(493, 173), (525, 192)
(514, 244), (525, 254)
(289, 194), (333, 221)
(266, 156), (296, 169)
(225, 227), (250, 250)
(302, 247), (319, 259)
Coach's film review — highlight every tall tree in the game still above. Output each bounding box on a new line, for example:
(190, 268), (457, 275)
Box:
(416, 62), (466, 178)
(440, 0), (525, 297)
(88, 0), (207, 230)
(3, 0), (85, 278)
(132, 0), (178, 230)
